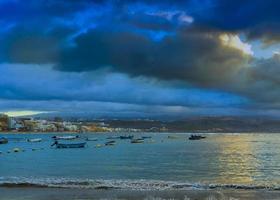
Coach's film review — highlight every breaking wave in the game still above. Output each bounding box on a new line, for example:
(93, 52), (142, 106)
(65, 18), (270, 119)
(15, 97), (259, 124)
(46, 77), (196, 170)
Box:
(0, 177), (279, 191)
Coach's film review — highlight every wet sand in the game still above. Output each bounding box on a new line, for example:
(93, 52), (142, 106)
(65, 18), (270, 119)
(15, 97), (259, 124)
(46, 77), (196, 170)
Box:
(1, 188), (280, 200)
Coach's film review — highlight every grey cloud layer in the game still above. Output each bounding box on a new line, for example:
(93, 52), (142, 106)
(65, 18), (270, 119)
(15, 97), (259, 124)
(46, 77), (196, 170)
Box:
(0, 64), (245, 108)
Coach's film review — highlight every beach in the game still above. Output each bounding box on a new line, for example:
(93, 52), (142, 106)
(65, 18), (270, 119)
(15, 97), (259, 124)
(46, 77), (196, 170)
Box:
(1, 187), (280, 200)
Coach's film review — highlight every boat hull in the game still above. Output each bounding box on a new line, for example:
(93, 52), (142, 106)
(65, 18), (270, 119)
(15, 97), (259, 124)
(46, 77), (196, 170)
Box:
(0, 138), (8, 144)
(55, 142), (86, 148)
(131, 139), (144, 144)
(120, 135), (134, 139)
(52, 136), (79, 140)
(27, 138), (42, 143)
(188, 135), (206, 140)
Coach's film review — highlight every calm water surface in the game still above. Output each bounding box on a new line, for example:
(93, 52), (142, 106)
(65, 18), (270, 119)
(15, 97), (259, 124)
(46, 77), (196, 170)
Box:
(0, 133), (280, 190)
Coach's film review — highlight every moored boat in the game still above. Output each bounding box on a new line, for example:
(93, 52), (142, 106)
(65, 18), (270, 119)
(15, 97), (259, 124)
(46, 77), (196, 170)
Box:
(0, 137), (8, 144)
(131, 138), (144, 144)
(52, 135), (79, 140)
(86, 137), (98, 141)
(27, 138), (42, 143)
(120, 135), (134, 139)
(188, 135), (206, 140)
(105, 140), (116, 146)
(51, 141), (86, 148)
(141, 136), (152, 139)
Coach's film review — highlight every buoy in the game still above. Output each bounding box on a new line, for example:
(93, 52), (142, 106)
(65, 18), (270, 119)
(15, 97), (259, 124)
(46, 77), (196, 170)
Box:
(13, 148), (21, 153)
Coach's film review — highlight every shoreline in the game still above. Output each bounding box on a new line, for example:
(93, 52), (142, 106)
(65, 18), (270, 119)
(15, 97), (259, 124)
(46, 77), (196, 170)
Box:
(0, 131), (103, 135)
(2, 131), (280, 135)
(1, 187), (280, 200)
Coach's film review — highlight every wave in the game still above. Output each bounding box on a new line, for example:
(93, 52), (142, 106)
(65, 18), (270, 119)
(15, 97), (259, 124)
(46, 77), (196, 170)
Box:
(0, 177), (279, 191)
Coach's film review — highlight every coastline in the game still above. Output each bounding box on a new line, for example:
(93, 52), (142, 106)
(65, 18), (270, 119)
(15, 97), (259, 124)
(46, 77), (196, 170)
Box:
(1, 187), (280, 200)
(0, 131), (99, 135)
(2, 131), (280, 135)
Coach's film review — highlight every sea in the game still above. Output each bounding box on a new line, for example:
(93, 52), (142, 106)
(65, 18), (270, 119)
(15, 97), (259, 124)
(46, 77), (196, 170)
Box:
(1, 132), (280, 192)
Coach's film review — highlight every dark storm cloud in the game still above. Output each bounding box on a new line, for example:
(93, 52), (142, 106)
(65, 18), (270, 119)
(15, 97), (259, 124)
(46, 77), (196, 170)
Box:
(1, 26), (75, 64)
(2, 0), (280, 43)
(110, 0), (280, 44)
(52, 27), (280, 106)
(56, 29), (250, 88)
(190, 0), (280, 44)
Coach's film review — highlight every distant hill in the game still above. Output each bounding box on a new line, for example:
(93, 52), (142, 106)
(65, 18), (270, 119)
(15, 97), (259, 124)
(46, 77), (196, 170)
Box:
(102, 117), (280, 133)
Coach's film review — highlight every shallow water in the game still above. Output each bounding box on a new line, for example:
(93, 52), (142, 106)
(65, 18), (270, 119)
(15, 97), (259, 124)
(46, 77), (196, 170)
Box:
(1, 133), (280, 190)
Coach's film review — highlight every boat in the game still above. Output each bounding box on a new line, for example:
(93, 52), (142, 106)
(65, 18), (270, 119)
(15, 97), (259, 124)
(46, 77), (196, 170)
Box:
(51, 141), (86, 148)
(141, 136), (152, 139)
(105, 140), (116, 146)
(52, 135), (79, 140)
(131, 138), (144, 144)
(86, 137), (98, 141)
(120, 135), (134, 139)
(167, 135), (180, 139)
(13, 148), (21, 152)
(188, 135), (206, 140)
(27, 138), (42, 143)
(0, 137), (8, 144)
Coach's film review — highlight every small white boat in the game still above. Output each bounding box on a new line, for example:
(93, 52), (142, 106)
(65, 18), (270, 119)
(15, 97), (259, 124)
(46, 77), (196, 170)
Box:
(131, 138), (144, 144)
(52, 135), (79, 140)
(27, 138), (42, 143)
(86, 137), (98, 141)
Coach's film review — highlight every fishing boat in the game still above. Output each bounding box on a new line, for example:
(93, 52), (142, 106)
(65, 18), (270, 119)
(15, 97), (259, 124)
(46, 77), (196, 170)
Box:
(120, 135), (134, 139)
(0, 137), (8, 144)
(52, 135), (79, 140)
(131, 138), (144, 144)
(51, 141), (86, 148)
(27, 138), (42, 143)
(86, 137), (98, 141)
(13, 148), (21, 152)
(141, 136), (152, 139)
(188, 135), (206, 140)
(167, 135), (180, 139)
(105, 140), (116, 146)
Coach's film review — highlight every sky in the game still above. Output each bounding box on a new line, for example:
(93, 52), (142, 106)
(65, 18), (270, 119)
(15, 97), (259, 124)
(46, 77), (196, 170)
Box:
(1, 0), (280, 119)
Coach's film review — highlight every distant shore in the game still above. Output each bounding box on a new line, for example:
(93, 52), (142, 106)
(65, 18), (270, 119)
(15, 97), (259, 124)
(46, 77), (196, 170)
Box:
(0, 131), (80, 134)
(0, 131), (170, 134)
(0, 187), (280, 200)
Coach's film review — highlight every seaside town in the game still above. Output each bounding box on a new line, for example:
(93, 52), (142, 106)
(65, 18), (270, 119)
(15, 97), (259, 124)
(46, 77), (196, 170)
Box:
(2, 113), (280, 133)
(0, 113), (169, 133)
(0, 113), (129, 133)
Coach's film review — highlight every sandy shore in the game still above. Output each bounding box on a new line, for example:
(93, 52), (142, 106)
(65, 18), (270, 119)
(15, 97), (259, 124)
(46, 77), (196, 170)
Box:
(0, 188), (280, 200)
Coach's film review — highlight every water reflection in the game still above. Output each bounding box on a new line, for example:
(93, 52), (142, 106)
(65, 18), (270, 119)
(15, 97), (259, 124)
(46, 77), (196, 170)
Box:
(214, 134), (262, 185)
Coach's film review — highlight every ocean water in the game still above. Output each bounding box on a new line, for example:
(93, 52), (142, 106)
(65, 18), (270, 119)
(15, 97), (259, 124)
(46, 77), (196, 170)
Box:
(1, 132), (280, 190)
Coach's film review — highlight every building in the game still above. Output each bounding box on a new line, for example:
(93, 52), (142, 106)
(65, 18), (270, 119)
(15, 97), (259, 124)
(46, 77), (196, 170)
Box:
(0, 114), (9, 131)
